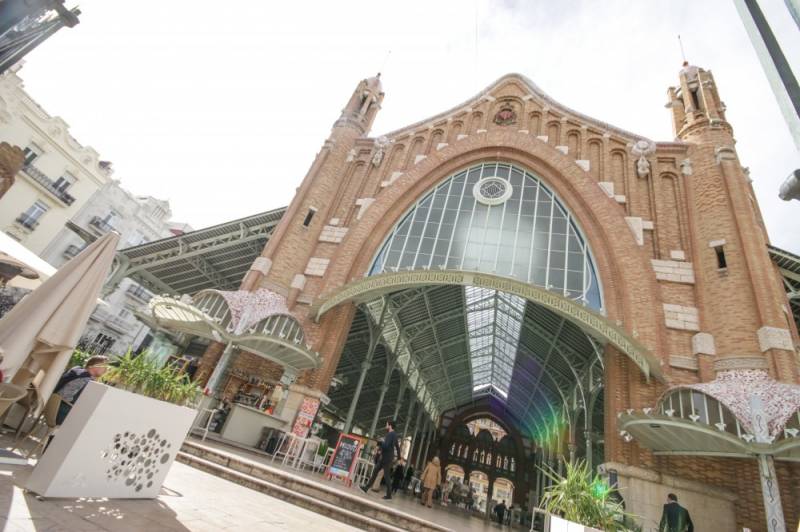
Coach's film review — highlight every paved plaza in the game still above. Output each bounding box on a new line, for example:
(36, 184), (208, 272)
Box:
(0, 456), (360, 531)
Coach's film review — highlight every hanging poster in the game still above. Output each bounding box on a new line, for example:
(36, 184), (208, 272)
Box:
(291, 397), (320, 438)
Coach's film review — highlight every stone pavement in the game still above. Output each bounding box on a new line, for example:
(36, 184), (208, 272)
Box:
(182, 437), (517, 532)
(0, 459), (360, 531)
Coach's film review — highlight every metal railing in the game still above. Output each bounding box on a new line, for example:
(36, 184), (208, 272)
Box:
(63, 244), (82, 259)
(104, 314), (133, 334)
(14, 214), (39, 230)
(21, 164), (76, 205)
(89, 216), (115, 233)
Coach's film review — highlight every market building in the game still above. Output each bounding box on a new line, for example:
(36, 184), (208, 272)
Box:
(122, 66), (800, 531)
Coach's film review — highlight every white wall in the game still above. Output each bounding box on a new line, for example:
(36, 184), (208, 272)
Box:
(0, 68), (111, 255)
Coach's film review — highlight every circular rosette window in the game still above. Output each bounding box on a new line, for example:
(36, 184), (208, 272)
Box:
(473, 176), (513, 205)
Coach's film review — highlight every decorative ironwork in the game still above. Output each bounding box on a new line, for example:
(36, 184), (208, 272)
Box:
(89, 216), (116, 233)
(21, 164), (75, 205)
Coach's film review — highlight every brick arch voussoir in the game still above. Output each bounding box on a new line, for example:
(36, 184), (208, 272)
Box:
(323, 130), (666, 364)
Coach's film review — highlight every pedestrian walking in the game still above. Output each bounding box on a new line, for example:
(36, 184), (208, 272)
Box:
(659, 493), (694, 532)
(419, 456), (442, 508)
(361, 420), (401, 500)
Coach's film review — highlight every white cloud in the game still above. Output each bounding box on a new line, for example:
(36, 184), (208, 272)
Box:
(14, 0), (799, 252)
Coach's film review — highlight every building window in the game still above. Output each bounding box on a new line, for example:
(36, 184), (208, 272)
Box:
(370, 162), (603, 310)
(16, 200), (48, 229)
(302, 208), (316, 227)
(125, 230), (147, 247)
(714, 245), (727, 269)
(51, 172), (75, 193)
(22, 144), (41, 165)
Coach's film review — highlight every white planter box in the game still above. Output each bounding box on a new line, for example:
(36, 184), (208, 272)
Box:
(549, 515), (603, 532)
(26, 381), (196, 499)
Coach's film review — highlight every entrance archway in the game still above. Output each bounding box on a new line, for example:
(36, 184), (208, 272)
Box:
(320, 161), (656, 511)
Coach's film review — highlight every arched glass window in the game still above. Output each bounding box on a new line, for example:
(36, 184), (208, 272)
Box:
(370, 162), (602, 310)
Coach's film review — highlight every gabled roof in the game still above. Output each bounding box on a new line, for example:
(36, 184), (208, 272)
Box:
(379, 73), (653, 144)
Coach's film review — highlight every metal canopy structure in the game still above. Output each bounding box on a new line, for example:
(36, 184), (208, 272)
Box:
(107, 207), (286, 296)
(770, 244), (800, 332)
(328, 283), (605, 441)
(137, 290), (320, 372)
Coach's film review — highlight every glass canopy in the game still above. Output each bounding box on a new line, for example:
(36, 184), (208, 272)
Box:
(465, 286), (526, 398)
(370, 162), (602, 310)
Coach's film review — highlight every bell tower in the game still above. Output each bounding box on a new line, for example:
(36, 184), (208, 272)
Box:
(667, 63), (798, 383)
(242, 74), (384, 298)
(335, 73), (384, 134)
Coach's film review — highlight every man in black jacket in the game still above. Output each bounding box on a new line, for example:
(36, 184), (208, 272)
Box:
(361, 420), (401, 500)
(659, 493), (694, 532)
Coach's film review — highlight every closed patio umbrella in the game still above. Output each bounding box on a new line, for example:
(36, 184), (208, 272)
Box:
(0, 232), (119, 405)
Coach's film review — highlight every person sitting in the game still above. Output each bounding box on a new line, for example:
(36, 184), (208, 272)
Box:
(53, 355), (108, 425)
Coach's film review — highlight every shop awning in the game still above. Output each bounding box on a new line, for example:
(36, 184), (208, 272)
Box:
(619, 370), (800, 460)
(138, 288), (321, 372)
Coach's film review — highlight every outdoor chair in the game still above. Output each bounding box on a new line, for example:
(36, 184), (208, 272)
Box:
(315, 446), (334, 473)
(0, 383), (27, 419)
(11, 383), (43, 438)
(14, 393), (65, 458)
(295, 437), (320, 471)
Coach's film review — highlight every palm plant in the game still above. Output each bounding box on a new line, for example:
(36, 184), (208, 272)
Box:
(539, 459), (639, 532)
(101, 349), (201, 407)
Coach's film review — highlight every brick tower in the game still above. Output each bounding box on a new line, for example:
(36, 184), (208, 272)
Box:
(666, 63), (797, 382)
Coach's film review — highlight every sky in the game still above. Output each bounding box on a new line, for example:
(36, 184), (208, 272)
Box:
(14, 0), (800, 253)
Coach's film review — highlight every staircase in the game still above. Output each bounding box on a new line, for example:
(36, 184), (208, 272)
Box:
(178, 439), (452, 532)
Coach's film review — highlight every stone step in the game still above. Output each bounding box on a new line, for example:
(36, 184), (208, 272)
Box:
(178, 440), (452, 532)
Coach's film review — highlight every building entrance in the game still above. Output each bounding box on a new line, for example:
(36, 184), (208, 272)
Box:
(194, 69), (800, 530)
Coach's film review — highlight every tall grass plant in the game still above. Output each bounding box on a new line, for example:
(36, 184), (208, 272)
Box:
(101, 350), (200, 407)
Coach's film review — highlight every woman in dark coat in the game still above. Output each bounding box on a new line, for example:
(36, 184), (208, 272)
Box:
(391, 459), (405, 494)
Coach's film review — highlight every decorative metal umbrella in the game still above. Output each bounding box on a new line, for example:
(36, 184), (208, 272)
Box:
(619, 369), (800, 532)
(136, 288), (321, 396)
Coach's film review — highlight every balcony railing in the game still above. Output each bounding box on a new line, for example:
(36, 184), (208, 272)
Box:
(104, 315), (133, 334)
(15, 214), (39, 230)
(126, 285), (152, 302)
(21, 164), (76, 206)
(63, 244), (82, 259)
(89, 216), (116, 233)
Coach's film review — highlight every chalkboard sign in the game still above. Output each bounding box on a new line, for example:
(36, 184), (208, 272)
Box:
(326, 433), (363, 485)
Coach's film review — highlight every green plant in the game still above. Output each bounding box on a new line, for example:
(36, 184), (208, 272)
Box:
(539, 459), (638, 532)
(317, 440), (328, 457)
(68, 349), (92, 369)
(101, 349), (201, 407)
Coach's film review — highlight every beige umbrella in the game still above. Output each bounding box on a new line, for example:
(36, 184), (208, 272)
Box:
(0, 252), (40, 286)
(0, 232), (119, 405)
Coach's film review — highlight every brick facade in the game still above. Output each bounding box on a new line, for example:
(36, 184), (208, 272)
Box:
(202, 69), (799, 530)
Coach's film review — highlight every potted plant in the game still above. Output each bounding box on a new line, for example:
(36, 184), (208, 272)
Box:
(26, 350), (200, 499)
(539, 459), (640, 532)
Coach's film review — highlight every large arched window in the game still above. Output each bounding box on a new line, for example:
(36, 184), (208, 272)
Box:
(370, 162), (602, 310)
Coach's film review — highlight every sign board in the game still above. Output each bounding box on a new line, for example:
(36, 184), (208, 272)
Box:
(291, 397), (320, 438)
(326, 433), (364, 486)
